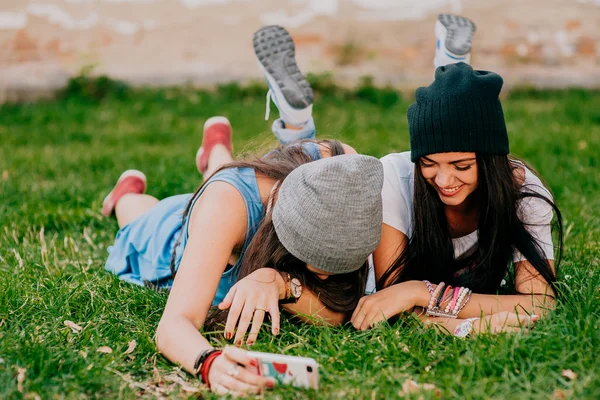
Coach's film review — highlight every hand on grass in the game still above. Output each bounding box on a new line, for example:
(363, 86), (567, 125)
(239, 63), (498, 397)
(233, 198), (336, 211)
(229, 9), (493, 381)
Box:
(218, 268), (286, 345)
(208, 346), (275, 397)
(474, 311), (539, 334)
(351, 281), (423, 330)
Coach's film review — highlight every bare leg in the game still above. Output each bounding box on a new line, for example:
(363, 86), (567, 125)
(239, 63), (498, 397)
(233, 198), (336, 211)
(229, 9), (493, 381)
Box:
(115, 193), (159, 228)
(203, 144), (234, 181)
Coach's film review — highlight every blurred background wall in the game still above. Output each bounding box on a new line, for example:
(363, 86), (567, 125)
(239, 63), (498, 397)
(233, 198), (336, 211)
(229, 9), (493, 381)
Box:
(1, 0), (599, 101)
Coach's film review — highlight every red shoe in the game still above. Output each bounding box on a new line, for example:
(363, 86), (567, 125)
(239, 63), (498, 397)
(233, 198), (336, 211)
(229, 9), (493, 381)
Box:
(101, 169), (147, 217)
(195, 116), (233, 175)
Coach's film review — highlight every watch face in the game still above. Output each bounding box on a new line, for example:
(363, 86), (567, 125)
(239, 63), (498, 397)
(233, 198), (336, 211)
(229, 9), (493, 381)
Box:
(290, 278), (302, 298)
(454, 320), (473, 338)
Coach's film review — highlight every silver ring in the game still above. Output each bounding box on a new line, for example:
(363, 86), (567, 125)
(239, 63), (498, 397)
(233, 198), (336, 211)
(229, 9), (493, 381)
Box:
(227, 364), (240, 378)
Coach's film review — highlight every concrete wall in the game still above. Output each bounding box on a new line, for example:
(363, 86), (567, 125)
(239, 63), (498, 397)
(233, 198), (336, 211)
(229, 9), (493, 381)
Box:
(1, 0), (599, 101)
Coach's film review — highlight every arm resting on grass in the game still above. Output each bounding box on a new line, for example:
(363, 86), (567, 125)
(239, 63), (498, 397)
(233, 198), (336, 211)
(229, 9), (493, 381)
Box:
(156, 182), (247, 374)
(372, 224), (555, 326)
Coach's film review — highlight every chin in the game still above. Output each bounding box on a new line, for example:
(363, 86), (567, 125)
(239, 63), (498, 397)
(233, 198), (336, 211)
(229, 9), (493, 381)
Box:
(438, 193), (469, 206)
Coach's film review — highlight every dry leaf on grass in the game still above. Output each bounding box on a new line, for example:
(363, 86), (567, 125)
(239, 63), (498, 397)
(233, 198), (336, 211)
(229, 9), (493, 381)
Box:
(64, 320), (82, 333)
(561, 369), (577, 380)
(399, 379), (439, 397)
(553, 389), (568, 399)
(401, 379), (420, 394)
(124, 340), (137, 355)
(164, 373), (202, 393)
(17, 367), (26, 393)
(97, 346), (113, 354)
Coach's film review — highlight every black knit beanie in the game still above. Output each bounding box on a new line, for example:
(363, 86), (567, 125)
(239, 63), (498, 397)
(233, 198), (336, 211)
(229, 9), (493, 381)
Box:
(407, 62), (509, 162)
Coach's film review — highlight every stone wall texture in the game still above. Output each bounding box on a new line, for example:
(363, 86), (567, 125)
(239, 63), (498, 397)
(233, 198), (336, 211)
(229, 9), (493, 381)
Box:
(1, 0), (599, 101)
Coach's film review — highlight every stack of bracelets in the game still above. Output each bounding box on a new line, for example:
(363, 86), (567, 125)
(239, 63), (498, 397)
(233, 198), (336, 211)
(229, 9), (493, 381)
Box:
(193, 348), (222, 388)
(423, 280), (472, 318)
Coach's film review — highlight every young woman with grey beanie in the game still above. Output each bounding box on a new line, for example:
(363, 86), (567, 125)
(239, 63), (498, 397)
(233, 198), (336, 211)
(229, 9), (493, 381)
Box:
(100, 115), (384, 395)
(351, 62), (563, 337)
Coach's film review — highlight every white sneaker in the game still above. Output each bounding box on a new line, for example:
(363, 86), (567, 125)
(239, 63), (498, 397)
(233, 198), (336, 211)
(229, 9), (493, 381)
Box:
(253, 25), (314, 127)
(435, 14), (476, 68)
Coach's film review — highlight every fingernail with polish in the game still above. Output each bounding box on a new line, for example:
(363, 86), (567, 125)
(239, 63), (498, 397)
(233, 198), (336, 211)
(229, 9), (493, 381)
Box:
(250, 359), (258, 367)
(237, 340), (243, 346)
(266, 381), (274, 388)
(247, 341), (254, 346)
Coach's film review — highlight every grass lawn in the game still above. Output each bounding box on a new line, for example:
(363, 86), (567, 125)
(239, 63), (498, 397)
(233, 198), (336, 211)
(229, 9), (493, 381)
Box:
(0, 80), (599, 399)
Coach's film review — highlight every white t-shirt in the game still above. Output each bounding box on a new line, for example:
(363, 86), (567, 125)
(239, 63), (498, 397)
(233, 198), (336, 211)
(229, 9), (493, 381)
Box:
(380, 151), (555, 262)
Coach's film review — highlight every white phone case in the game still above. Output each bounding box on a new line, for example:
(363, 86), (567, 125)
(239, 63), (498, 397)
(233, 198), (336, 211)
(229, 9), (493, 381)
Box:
(246, 351), (319, 389)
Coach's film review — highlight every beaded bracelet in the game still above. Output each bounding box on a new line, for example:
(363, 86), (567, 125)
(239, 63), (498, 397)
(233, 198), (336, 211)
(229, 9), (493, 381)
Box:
(453, 288), (470, 315)
(426, 283), (473, 318)
(454, 291), (472, 316)
(427, 282), (445, 312)
(423, 280), (434, 295)
(445, 287), (460, 313)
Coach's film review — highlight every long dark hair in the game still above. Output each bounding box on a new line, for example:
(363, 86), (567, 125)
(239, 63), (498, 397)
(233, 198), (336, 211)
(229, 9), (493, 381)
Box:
(168, 139), (368, 330)
(378, 154), (563, 296)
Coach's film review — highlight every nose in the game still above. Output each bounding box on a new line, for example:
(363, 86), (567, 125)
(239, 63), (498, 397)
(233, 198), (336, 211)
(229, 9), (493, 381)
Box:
(435, 168), (454, 188)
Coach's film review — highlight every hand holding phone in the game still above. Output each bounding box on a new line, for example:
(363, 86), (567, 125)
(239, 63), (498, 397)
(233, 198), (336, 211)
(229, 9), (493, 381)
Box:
(246, 351), (319, 389)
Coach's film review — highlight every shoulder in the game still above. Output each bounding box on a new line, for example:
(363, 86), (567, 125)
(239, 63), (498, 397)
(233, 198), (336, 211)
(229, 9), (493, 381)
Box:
(381, 152), (415, 179)
(380, 152), (415, 193)
(380, 152), (414, 235)
(514, 162), (555, 224)
(189, 181), (248, 243)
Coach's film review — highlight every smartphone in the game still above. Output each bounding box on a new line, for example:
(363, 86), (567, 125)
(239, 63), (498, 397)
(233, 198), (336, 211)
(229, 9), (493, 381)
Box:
(246, 351), (319, 389)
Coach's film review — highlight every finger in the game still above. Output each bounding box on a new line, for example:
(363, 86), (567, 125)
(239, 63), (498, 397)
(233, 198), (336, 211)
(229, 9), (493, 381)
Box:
(246, 309), (266, 345)
(221, 347), (273, 386)
(350, 297), (366, 323)
(224, 295), (246, 341)
(502, 313), (534, 328)
(212, 383), (230, 395)
(269, 302), (280, 336)
(350, 301), (367, 329)
(218, 373), (261, 395)
(234, 304), (256, 345)
(361, 308), (385, 331)
(222, 346), (254, 366)
(219, 284), (238, 310)
(502, 326), (530, 334)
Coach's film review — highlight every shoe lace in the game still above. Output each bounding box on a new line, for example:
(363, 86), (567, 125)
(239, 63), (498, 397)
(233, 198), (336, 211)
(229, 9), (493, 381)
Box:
(264, 89), (272, 121)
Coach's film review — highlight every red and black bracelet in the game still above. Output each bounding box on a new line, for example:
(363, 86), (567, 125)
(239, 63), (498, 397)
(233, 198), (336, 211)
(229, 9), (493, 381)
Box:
(200, 350), (222, 388)
(193, 348), (222, 383)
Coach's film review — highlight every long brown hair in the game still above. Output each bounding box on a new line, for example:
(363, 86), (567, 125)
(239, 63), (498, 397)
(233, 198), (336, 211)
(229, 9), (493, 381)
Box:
(169, 139), (368, 330)
(378, 154), (563, 296)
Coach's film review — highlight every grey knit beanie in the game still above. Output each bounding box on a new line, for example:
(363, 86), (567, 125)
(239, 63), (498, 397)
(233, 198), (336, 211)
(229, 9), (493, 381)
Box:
(272, 154), (384, 274)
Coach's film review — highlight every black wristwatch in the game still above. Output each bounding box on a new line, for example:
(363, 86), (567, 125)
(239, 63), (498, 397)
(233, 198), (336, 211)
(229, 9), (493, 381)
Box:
(279, 272), (303, 304)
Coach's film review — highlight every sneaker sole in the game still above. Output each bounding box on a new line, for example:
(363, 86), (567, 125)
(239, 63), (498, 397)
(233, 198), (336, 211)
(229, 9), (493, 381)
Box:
(253, 25), (314, 109)
(437, 14), (476, 56)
